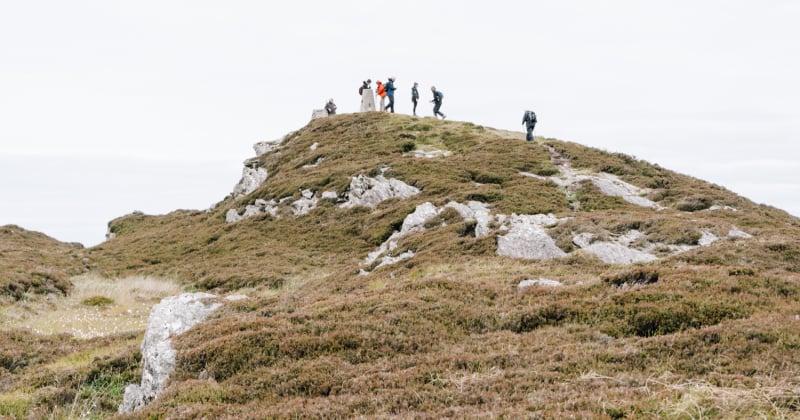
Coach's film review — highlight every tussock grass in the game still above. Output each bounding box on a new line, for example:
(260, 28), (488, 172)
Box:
(0, 274), (182, 338)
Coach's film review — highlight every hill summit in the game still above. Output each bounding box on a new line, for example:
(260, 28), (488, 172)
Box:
(3, 113), (800, 418)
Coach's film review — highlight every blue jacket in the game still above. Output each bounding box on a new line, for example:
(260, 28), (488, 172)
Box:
(385, 80), (396, 97)
(411, 86), (419, 100)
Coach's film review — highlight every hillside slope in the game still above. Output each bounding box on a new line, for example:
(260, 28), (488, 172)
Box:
(5, 113), (800, 418)
(0, 225), (87, 302)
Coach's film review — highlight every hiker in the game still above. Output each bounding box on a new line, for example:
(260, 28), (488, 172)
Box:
(430, 86), (446, 119)
(376, 80), (386, 112)
(359, 79), (372, 96)
(384, 77), (396, 113)
(325, 98), (337, 116)
(411, 82), (419, 116)
(522, 110), (537, 141)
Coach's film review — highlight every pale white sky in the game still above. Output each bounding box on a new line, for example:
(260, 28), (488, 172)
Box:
(1, 1), (798, 246)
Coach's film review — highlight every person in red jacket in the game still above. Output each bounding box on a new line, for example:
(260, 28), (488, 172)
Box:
(375, 80), (387, 112)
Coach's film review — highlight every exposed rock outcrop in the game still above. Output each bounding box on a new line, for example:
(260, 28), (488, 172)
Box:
(518, 278), (563, 289)
(229, 137), (288, 199)
(364, 202), (439, 268)
(119, 293), (232, 413)
(497, 214), (567, 260)
(572, 232), (658, 264)
(291, 189), (319, 216)
(339, 174), (421, 209)
(232, 163), (268, 198)
(413, 149), (452, 159)
(444, 201), (493, 238)
(254, 136), (286, 157)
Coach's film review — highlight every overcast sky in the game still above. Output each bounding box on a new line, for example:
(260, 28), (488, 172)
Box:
(1, 1), (798, 247)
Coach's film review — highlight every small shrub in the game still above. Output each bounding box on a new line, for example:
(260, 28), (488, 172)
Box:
(600, 165), (627, 176)
(82, 296), (115, 307)
(535, 167), (559, 177)
(676, 197), (713, 212)
(468, 170), (507, 185)
(400, 141), (416, 153)
(464, 192), (503, 203)
(603, 268), (659, 287)
(456, 221), (477, 237)
(728, 267), (756, 276)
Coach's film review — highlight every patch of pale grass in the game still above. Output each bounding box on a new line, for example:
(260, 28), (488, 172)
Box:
(579, 370), (798, 418)
(0, 274), (182, 338)
(653, 378), (798, 419)
(45, 337), (140, 371)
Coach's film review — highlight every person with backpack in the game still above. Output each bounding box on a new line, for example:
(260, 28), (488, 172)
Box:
(325, 98), (337, 116)
(411, 82), (419, 116)
(376, 80), (387, 112)
(430, 86), (446, 119)
(522, 110), (537, 141)
(359, 79), (371, 96)
(384, 77), (397, 113)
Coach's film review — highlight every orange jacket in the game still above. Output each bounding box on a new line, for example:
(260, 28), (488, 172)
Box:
(376, 82), (386, 97)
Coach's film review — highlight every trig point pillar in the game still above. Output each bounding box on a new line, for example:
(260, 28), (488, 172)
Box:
(360, 88), (376, 112)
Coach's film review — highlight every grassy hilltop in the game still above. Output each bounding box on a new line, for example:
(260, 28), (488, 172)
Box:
(2, 113), (800, 418)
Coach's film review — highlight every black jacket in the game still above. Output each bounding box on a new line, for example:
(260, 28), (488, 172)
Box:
(522, 111), (537, 127)
(432, 90), (443, 105)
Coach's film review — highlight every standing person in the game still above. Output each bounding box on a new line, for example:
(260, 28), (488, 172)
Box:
(376, 80), (386, 112)
(384, 77), (396, 113)
(325, 98), (337, 115)
(522, 110), (537, 141)
(359, 79), (372, 95)
(430, 86), (446, 119)
(411, 82), (419, 116)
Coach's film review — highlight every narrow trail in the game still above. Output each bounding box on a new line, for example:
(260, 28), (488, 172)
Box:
(522, 143), (663, 210)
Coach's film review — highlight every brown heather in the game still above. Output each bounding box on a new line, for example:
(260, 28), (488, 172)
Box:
(0, 225), (87, 303)
(2, 113), (800, 418)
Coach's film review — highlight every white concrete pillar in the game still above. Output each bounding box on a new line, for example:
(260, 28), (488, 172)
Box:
(360, 88), (376, 112)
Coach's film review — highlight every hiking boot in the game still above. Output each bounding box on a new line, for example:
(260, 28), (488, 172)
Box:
(442, 114), (447, 120)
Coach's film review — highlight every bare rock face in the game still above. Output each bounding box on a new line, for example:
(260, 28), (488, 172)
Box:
(497, 214), (567, 260)
(444, 201), (493, 238)
(225, 208), (243, 223)
(728, 228), (753, 239)
(339, 174), (420, 209)
(572, 232), (658, 265)
(232, 164), (268, 198)
(311, 109), (328, 120)
(119, 293), (227, 413)
(291, 189), (318, 216)
(253, 137), (284, 157)
(365, 202), (439, 267)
